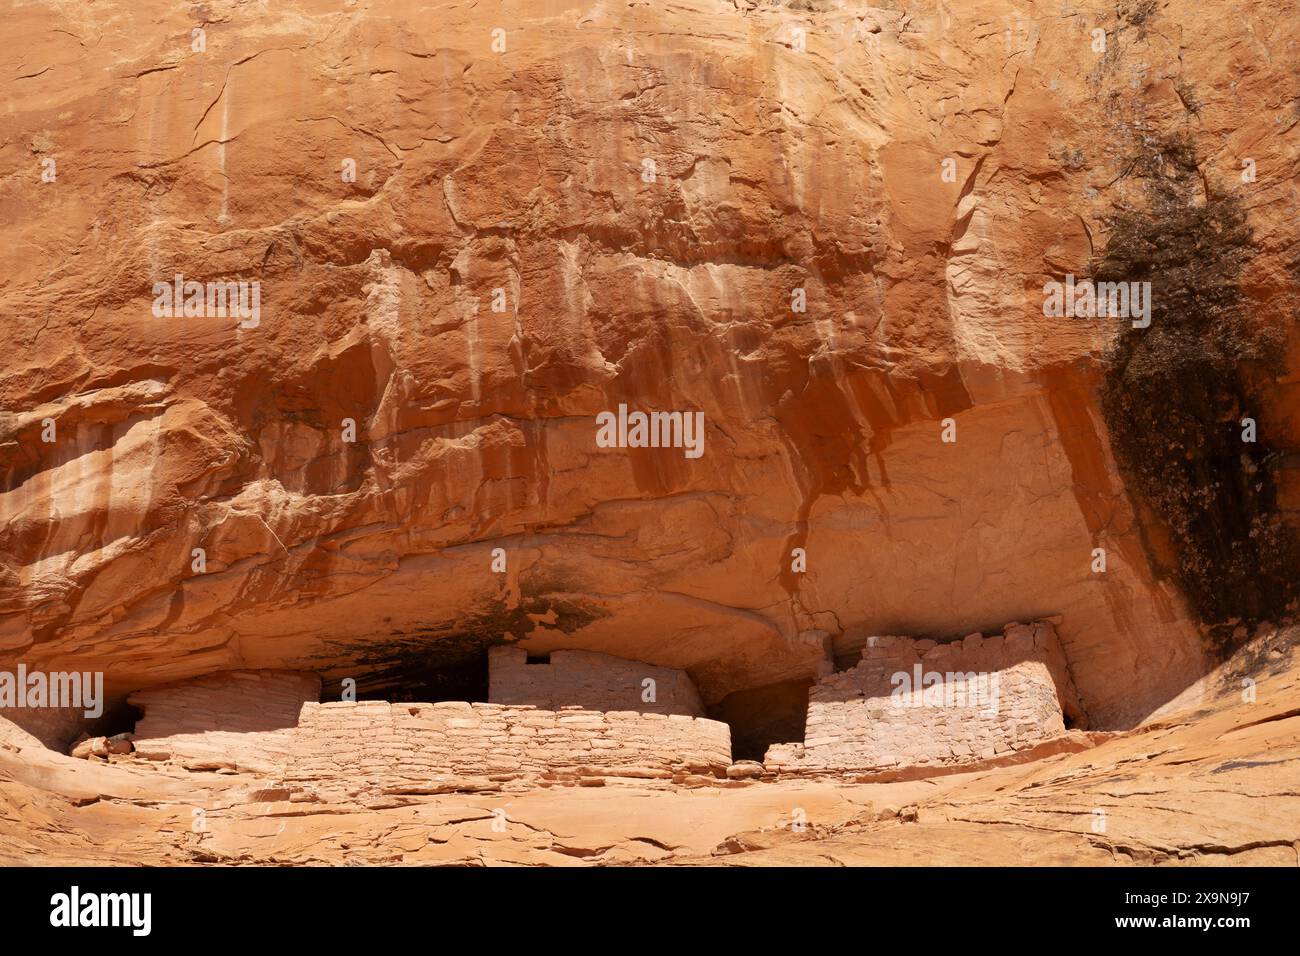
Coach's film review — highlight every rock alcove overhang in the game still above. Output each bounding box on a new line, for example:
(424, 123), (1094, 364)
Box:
(5, 0), (1298, 742)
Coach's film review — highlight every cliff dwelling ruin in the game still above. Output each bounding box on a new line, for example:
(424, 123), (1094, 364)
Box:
(55, 620), (1096, 797)
(2, 0), (1298, 878)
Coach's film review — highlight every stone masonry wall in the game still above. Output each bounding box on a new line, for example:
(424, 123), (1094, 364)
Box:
(283, 701), (731, 799)
(126, 668), (730, 792)
(488, 647), (705, 716)
(765, 622), (1082, 774)
(130, 670), (321, 773)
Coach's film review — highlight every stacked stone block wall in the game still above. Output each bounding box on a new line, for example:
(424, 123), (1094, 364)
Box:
(488, 647), (705, 716)
(283, 701), (731, 798)
(765, 622), (1081, 773)
(129, 670), (321, 772)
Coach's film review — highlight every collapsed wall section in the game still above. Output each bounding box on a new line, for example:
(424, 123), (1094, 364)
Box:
(283, 701), (731, 799)
(487, 647), (705, 716)
(765, 622), (1082, 774)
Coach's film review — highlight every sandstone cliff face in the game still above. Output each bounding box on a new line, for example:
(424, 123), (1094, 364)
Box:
(2, 0), (1297, 732)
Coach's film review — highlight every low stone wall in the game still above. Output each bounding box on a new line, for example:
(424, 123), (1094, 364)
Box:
(488, 647), (705, 716)
(129, 670), (321, 773)
(124, 667), (731, 792)
(283, 701), (732, 799)
(765, 622), (1082, 774)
